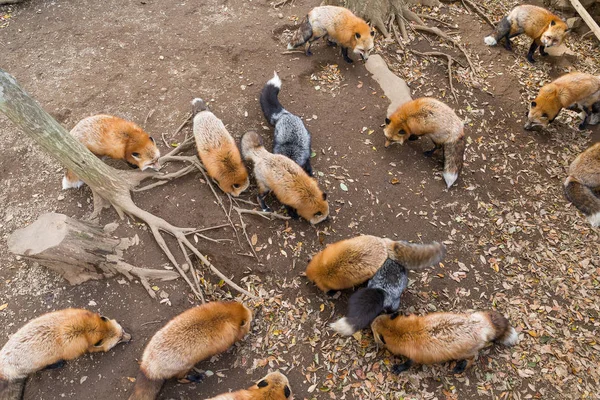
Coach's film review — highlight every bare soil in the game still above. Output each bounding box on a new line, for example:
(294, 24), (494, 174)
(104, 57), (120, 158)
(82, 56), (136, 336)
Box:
(0, 0), (598, 399)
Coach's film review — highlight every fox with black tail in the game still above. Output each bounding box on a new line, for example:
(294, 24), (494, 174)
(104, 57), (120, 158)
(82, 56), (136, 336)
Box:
(564, 142), (600, 227)
(260, 72), (313, 176)
(330, 243), (446, 336)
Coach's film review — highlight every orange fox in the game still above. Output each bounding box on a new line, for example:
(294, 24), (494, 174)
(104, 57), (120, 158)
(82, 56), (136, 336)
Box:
(484, 5), (569, 63)
(205, 372), (292, 400)
(371, 310), (519, 374)
(128, 301), (252, 400)
(525, 72), (600, 131)
(384, 98), (465, 188)
(62, 115), (160, 189)
(287, 6), (374, 63)
(564, 142), (600, 227)
(0, 309), (130, 399)
(191, 99), (250, 197)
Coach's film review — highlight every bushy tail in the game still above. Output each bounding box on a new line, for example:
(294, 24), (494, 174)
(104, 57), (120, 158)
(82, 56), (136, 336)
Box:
(260, 72), (285, 125)
(128, 370), (164, 400)
(0, 379), (26, 400)
(387, 241), (446, 270)
(443, 135), (465, 188)
(287, 17), (313, 50)
(564, 177), (600, 227)
(241, 131), (264, 162)
(330, 288), (385, 336)
(191, 98), (209, 116)
(484, 16), (511, 46)
(487, 311), (519, 347)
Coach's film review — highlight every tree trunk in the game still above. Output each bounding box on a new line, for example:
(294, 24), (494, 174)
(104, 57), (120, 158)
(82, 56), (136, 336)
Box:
(7, 213), (178, 287)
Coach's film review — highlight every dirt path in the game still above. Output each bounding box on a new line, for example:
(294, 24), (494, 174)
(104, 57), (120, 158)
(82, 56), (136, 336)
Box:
(0, 0), (598, 399)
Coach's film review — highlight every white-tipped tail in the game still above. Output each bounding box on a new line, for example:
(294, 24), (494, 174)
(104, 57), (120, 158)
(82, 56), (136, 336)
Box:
(500, 326), (519, 346)
(267, 71), (281, 88)
(484, 36), (497, 46)
(62, 176), (84, 190)
(443, 171), (458, 188)
(588, 212), (600, 227)
(329, 318), (356, 336)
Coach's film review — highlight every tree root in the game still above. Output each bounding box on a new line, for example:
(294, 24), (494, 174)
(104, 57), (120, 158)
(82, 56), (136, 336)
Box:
(411, 24), (475, 74)
(411, 50), (462, 102)
(460, 0), (495, 29)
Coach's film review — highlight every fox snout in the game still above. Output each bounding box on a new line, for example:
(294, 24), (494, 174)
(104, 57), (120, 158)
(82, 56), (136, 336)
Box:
(384, 139), (392, 148)
(523, 121), (543, 131)
(119, 330), (132, 344)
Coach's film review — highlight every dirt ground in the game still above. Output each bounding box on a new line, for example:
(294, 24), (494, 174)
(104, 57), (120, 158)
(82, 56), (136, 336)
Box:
(0, 0), (599, 399)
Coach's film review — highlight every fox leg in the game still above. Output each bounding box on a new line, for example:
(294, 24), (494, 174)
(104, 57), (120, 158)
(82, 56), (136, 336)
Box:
(423, 142), (442, 157)
(45, 360), (66, 370)
(579, 106), (592, 130)
(285, 206), (300, 219)
(485, 16), (512, 49)
(288, 18), (313, 52)
(341, 47), (353, 64)
(527, 41), (539, 63)
(539, 45), (549, 56)
(391, 359), (413, 374)
(453, 357), (474, 374)
(257, 192), (272, 213)
(176, 369), (206, 384)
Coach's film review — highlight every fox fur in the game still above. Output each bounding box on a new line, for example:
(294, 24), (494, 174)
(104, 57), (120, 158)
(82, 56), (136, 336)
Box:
(484, 5), (569, 63)
(330, 244), (446, 336)
(287, 6), (375, 63)
(306, 235), (445, 293)
(564, 142), (600, 227)
(128, 301), (252, 400)
(0, 309), (130, 400)
(241, 130), (329, 224)
(371, 310), (519, 374)
(384, 98), (465, 188)
(62, 115), (160, 190)
(205, 371), (292, 400)
(524, 72), (600, 131)
(260, 72), (313, 176)
(192, 98), (250, 197)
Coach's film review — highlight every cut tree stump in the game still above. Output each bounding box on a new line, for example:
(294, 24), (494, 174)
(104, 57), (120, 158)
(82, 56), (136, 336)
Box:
(7, 213), (179, 297)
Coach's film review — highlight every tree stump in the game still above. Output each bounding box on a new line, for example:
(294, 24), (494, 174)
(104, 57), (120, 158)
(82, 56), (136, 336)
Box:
(7, 213), (179, 297)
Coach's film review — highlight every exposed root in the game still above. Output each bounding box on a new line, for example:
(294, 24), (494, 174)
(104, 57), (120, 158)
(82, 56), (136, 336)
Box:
(412, 24), (475, 74)
(411, 50), (461, 102)
(461, 0), (495, 29)
(162, 112), (193, 149)
(273, 0), (293, 7)
(232, 206), (291, 262)
(416, 14), (457, 29)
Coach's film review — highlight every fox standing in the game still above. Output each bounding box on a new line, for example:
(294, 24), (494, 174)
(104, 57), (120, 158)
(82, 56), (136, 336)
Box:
(260, 72), (313, 176)
(0, 309), (131, 400)
(62, 115), (160, 190)
(484, 5), (569, 63)
(128, 301), (252, 400)
(384, 98), (465, 188)
(241, 130), (329, 224)
(564, 142), (600, 227)
(371, 310), (519, 374)
(524, 72), (600, 131)
(192, 99), (250, 196)
(287, 6), (375, 63)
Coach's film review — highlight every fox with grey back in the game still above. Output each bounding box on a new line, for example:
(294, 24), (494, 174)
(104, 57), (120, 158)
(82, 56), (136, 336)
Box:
(260, 72), (313, 176)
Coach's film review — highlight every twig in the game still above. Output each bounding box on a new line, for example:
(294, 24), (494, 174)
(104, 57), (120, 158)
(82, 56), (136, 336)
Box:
(461, 0), (495, 29)
(412, 24), (475, 74)
(133, 164), (197, 192)
(281, 50), (305, 55)
(416, 14), (458, 29)
(411, 49), (459, 102)
(178, 240), (205, 304)
(162, 112), (193, 149)
(141, 320), (163, 327)
(144, 109), (155, 126)
(185, 224), (230, 234)
(273, 0), (292, 7)
(233, 208), (260, 261)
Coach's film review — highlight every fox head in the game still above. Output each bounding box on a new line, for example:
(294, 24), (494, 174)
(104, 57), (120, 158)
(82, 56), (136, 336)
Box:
(299, 191), (330, 225)
(541, 19), (569, 48)
(88, 314), (132, 353)
(252, 372), (292, 400)
(210, 150), (250, 197)
(352, 24), (375, 61)
(126, 134), (161, 171)
(524, 86), (562, 130)
(383, 117), (406, 147)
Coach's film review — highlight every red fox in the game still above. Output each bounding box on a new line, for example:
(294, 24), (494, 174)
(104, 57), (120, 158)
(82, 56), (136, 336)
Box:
(564, 142), (600, 227)
(192, 99), (250, 197)
(484, 5), (569, 63)
(305, 235), (445, 294)
(371, 310), (519, 374)
(524, 72), (600, 131)
(205, 371), (292, 400)
(384, 98), (465, 188)
(62, 115), (160, 189)
(0, 309), (130, 399)
(128, 301), (252, 400)
(241, 130), (329, 225)
(287, 6), (375, 63)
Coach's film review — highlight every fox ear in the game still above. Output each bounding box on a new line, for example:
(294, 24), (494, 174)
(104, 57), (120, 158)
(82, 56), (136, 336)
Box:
(531, 101), (537, 108)
(322, 192), (327, 201)
(370, 30), (375, 36)
(385, 117), (391, 125)
(355, 32), (361, 39)
(149, 136), (156, 144)
(257, 380), (268, 388)
(284, 385), (291, 398)
(390, 312), (400, 320)
(550, 20), (556, 26)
